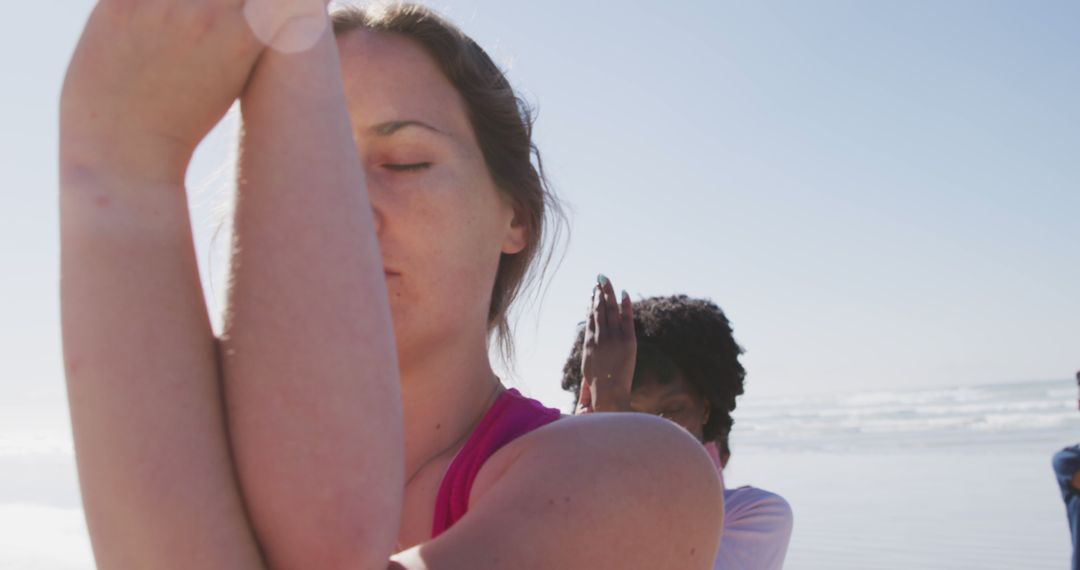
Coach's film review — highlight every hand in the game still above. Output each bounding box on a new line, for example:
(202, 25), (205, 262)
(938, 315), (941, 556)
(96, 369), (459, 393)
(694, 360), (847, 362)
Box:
(577, 275), (636, 414)
(60, 0), (327, 183)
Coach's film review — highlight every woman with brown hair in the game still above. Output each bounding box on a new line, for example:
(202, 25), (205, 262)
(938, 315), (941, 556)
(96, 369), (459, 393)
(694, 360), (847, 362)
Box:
(59, 1), (721, 568)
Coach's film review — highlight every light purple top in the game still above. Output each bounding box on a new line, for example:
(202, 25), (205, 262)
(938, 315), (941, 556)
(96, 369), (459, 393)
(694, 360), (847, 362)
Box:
(705, 443), (793, 570)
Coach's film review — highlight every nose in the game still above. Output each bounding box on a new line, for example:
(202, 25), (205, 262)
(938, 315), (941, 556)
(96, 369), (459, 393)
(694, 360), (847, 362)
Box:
(371, 197), (384, 236)
(364, 173), (385, 237)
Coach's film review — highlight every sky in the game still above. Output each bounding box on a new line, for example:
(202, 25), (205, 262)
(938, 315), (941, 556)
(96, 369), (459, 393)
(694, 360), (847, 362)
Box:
(2, 0), (1078, 435)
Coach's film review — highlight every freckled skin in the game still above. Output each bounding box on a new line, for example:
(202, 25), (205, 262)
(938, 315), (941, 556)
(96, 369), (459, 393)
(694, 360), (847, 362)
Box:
(61, 3), (723, 568)
(335, 29), (523, 368)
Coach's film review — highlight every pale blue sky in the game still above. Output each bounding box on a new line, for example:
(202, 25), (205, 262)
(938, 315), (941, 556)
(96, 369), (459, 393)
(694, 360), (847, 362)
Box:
(2, 1), (1077, 428)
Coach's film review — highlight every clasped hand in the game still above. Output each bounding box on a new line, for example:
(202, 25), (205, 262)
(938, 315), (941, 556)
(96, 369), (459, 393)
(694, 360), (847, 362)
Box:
(60, 0), (330, 184)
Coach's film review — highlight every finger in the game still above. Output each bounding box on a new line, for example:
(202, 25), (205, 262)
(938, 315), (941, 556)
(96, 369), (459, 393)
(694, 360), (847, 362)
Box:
(576, 379), (593, 414)
(577, 291), (594, 416)
(581, 287), (599, 384)
(620, 290), (636, 339)
(600, 276), (620, 340)
(584, 288), (597, 347)
(592, 281), (607, 342)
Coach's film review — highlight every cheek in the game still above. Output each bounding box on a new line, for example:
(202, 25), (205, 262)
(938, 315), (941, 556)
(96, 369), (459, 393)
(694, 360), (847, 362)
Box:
(378, 164), (507, 317)
(368, 166), (477, 242)
(425, 168), (507, 269)
(673, 407), (708, 438)
(675, 419), (700, 437)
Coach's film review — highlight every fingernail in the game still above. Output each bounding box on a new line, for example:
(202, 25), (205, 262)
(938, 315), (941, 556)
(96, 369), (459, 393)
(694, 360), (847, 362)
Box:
(597, 274), (609, 286)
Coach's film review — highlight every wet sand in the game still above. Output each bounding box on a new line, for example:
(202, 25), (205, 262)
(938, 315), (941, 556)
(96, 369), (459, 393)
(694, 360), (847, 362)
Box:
(726, 449), (1069, 569)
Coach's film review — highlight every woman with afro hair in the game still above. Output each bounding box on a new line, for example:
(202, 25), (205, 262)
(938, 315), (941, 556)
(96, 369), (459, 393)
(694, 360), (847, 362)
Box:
(562, 276), (794, 570)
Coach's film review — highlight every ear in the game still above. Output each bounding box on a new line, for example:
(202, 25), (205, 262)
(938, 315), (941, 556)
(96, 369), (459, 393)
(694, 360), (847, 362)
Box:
(500, 209), (528, 255)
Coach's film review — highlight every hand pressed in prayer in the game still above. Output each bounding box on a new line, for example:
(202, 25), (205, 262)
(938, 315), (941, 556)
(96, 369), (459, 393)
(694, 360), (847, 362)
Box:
(578, 275), (637, 414)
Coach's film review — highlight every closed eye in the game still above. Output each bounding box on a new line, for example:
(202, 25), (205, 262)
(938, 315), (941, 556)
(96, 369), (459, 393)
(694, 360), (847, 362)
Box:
(383, 162), (432, 172)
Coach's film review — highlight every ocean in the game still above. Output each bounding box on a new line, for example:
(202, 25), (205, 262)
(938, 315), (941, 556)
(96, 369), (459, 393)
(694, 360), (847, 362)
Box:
(729, 378), (1077, 453)
(724, 378), (1077, 569)
(2, 378), (1076, 569)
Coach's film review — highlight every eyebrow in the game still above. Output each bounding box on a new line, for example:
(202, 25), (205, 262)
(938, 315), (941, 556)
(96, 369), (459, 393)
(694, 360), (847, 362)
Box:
(632, 388), (691, 408)
(368, 119), (449, 138)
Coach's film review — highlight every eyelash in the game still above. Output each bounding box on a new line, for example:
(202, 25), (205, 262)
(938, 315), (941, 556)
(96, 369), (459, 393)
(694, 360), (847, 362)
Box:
(382, 162), (432, 172)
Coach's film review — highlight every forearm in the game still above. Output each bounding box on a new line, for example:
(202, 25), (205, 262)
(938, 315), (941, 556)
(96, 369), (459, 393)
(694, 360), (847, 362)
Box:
(60, 168), (264, 569)
(222, 21), (403, 569)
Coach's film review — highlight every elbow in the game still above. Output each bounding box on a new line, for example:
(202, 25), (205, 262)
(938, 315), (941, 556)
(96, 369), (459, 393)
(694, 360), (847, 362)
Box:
(261, 522), (399, 570)
(249, 488), (401, 570)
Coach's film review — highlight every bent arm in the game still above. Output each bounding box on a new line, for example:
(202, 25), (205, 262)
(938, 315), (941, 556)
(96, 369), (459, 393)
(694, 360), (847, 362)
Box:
(221, 15), (403, 570)
(1053, 447), (1080, 495)
(59, 2), (271, 563)
(60, 167), (264, 569)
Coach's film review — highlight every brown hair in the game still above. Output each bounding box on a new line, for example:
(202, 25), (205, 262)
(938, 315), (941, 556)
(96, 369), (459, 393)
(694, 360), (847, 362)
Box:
(331, 3), (565, 361)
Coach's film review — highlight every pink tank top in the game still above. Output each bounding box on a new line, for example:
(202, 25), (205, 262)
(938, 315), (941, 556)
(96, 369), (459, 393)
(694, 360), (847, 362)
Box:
(431, 387), (561, 538)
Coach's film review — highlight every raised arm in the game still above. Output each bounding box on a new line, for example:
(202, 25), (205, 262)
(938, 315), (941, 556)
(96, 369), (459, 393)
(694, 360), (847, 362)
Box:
(577, 275), (637, 414)
(59, 1), (269, 567)
(220, 8), (403, 570)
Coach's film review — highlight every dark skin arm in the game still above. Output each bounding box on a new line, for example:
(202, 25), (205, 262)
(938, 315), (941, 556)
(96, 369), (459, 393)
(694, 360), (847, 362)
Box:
(1072, 372), (1080, 488)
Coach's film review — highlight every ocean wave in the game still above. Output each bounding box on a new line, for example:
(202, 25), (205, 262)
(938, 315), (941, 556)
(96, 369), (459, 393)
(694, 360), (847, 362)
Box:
(731, 379), (1080, 451)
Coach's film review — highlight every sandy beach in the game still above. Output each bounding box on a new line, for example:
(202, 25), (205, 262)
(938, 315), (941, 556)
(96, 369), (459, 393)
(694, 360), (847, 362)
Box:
(3, 450), (1068, 569)
(2, 379), (1076, 569)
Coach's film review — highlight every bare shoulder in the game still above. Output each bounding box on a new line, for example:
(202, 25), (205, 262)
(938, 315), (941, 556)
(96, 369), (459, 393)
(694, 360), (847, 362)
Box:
(394, 413), (723, 570)
(724, 485), (793, 532)
(475, 412), (721, 500)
